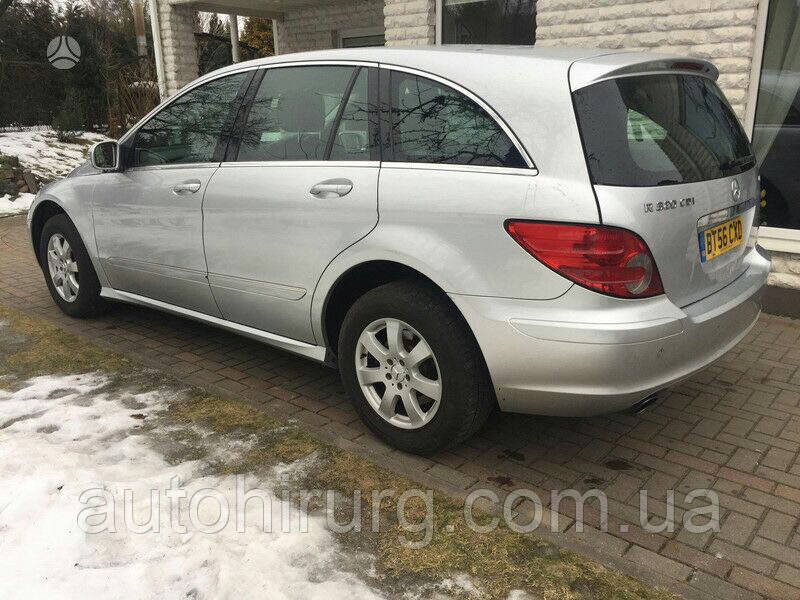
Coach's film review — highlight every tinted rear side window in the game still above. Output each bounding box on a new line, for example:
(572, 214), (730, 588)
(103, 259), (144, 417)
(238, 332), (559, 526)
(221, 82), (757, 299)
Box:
(573, 74), (754, 186)
(389, 72), (526, 168)
(237, 66), (356, 162)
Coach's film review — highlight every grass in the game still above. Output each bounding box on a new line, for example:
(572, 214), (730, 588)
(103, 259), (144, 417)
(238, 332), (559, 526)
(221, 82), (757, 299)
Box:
(0, 304), (680, 600)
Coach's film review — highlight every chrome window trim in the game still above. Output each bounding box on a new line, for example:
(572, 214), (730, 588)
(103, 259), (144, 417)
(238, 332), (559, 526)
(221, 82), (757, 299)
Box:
(119, 60), (378, 147)
(381, 161), (538, 177)
(220, 160), (380, 169)
(125, 162), (221, 173)
(121, 59), (538, 176)
(379, 63), (537, 172)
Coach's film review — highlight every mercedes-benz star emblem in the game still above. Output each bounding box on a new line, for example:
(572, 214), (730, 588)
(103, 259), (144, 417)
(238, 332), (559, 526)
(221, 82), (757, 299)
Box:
(731, 179), (741, 202)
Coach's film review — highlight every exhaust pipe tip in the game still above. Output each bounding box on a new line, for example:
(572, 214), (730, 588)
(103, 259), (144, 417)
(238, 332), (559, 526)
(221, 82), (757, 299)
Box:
(627, 392), (661, 415)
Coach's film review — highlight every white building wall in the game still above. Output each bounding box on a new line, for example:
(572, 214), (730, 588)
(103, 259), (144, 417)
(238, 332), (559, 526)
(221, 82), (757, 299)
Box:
(384, 0), (436, 45)
(156, 2), (199, 97)
(275, 0), (384, 54)
(535, 0), (800, 288)
(768, 252), (800, 290)
(535, 0), (759, 120)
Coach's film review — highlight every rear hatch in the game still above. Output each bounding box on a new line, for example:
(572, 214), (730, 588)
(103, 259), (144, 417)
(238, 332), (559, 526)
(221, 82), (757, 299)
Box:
(570, 59), (758, 307)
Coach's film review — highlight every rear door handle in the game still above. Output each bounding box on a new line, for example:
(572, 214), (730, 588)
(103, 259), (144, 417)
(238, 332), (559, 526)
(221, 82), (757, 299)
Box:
(309, 178), (353, 198)
(172, 180), (202, 195)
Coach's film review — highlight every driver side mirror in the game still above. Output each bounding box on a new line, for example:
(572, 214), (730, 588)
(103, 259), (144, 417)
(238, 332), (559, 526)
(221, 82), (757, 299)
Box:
(89, 141), (119, 171)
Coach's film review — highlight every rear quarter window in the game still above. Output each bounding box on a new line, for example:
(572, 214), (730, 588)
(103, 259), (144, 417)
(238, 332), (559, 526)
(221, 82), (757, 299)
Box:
(573, 74), (754, 186)
(389, 72), (527, 168)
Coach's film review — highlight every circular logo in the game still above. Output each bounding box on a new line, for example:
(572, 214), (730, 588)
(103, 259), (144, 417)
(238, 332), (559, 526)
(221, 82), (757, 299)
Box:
(47, 36), (81, 70)
(731, 179), (741, 202)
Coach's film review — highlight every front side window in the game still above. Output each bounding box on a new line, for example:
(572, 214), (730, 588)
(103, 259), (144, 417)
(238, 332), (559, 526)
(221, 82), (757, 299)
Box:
(132, 72), (247, 167)
(389, 72), (526, 168)
(441, 0), (536, 44)
(237, 66), (360, 161)
(573, 74), (754, 187)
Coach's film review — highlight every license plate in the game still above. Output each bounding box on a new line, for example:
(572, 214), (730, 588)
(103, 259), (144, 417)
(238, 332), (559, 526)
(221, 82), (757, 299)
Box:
(698, 216), (744, 263)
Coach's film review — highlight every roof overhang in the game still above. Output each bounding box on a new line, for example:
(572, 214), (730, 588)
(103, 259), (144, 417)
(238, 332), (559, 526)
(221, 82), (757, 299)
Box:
(168, 0), (348, 19)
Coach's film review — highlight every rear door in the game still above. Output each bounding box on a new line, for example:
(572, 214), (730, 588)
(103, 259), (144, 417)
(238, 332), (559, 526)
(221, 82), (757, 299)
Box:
(571, 69), (758, 307)
(202, 64), (380, 343)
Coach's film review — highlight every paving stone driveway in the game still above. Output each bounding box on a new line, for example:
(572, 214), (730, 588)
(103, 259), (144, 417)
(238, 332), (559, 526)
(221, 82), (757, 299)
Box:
(3, 214), (800, 600)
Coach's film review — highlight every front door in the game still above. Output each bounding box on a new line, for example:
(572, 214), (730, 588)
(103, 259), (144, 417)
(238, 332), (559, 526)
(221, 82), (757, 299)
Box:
(92, 71), (251, 315)
(203, 64), (379, 342)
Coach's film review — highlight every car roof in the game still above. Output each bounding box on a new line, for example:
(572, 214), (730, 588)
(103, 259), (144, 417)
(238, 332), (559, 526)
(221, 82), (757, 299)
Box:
(217, 45), (610, 72)
(205, 45), (716, 86)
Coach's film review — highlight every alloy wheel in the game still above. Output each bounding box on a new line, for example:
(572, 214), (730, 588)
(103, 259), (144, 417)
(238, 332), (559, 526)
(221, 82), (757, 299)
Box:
(355, 318), (442, 429)
(46, 233), (79, 302)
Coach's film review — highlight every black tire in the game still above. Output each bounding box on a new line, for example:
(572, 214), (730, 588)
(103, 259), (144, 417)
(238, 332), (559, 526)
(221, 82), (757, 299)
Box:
(39, 213), (105, 318)
(338, 280), (495, 454)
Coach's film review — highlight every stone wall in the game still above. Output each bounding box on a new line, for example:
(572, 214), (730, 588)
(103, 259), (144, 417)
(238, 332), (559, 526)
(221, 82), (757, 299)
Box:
(384, 0), (436, 45)
(535, 0), (759, 120)
(275, 0), (384, 55)
(157, 3), (200, 97)
(768, 252), (800, 290)
(0, 154), (39, 198)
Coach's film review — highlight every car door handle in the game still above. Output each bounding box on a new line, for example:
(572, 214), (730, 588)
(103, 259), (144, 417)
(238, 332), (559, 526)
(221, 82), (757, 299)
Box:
(309, 178), (353, 198)
(172, 180), (202, 195)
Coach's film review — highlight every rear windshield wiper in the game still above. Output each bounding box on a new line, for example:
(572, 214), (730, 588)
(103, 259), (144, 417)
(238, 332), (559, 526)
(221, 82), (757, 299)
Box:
(720, 155), (755, 174)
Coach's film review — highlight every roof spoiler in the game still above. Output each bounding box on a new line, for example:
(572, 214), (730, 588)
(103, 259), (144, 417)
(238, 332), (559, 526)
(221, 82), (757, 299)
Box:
(569, 53), (719, 91)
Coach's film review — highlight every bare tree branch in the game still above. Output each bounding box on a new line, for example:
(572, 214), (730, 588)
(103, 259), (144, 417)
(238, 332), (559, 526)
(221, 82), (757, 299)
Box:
(0, 0), (14, 20)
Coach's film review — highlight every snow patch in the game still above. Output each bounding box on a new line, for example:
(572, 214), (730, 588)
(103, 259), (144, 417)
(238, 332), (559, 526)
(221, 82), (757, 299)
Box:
(0, 128), (107, 181)
(0, 192), (35, 217)
(0, 374), (386, 599)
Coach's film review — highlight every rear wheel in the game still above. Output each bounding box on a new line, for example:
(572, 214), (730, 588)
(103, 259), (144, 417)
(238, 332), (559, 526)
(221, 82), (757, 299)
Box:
(39, 214), (105, 318)
(338, 280), (494, 454)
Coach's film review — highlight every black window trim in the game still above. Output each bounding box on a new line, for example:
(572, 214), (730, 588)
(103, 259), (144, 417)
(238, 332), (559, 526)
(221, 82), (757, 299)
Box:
(323, 66), (361, 160)
(215, 69), (258, 163)
(224, 68), (266, 162)
(378, 64), (537, 172)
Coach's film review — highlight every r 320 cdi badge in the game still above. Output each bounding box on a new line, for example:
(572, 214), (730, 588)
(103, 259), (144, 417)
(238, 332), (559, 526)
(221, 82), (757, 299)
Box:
(29, 47), (769, 454)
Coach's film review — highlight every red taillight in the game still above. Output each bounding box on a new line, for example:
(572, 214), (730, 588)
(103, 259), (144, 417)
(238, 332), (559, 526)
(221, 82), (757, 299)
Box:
(505, 221), (664, 299)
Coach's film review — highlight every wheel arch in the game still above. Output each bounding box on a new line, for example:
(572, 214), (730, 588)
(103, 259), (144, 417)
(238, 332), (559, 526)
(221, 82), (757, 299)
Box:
(30, 200), (68, 268)
(29, 194), (108, 289)
(318, 259), (480, 362)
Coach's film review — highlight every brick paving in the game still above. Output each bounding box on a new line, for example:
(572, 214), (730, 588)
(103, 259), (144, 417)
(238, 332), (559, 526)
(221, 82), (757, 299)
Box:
(3, 213), (800, 600)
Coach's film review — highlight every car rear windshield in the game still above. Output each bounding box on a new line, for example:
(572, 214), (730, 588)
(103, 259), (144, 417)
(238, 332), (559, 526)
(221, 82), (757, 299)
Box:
(573, 74), (755, 187)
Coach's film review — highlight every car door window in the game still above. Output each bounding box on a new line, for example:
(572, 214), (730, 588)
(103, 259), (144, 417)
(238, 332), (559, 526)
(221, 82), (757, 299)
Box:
(389, 72), (526, 168)
(131, 72), (248, 167)
(237, 66), (359, 161)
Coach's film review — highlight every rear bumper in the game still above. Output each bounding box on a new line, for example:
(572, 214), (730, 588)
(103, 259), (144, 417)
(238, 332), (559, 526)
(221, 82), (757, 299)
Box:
(450, 247), (770, 416)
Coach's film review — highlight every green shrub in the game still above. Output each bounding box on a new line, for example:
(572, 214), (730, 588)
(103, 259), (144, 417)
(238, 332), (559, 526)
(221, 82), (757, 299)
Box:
(52, 88), (86, 142)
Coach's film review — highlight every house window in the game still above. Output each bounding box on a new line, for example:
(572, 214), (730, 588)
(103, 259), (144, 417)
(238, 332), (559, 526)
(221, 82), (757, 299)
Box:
(338, 27), (385, 48)
(752, 0), (800, 230)
(440, 0), (536, 45)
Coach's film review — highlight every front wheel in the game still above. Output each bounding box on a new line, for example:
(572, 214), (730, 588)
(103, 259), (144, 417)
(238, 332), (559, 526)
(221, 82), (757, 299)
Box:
(338, 280), (494, 454)
(39, 214), (105, 318)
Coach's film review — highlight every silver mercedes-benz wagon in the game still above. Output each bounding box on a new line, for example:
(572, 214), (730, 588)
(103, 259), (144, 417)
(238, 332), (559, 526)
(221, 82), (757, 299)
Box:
(28, 47), (770, 453)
